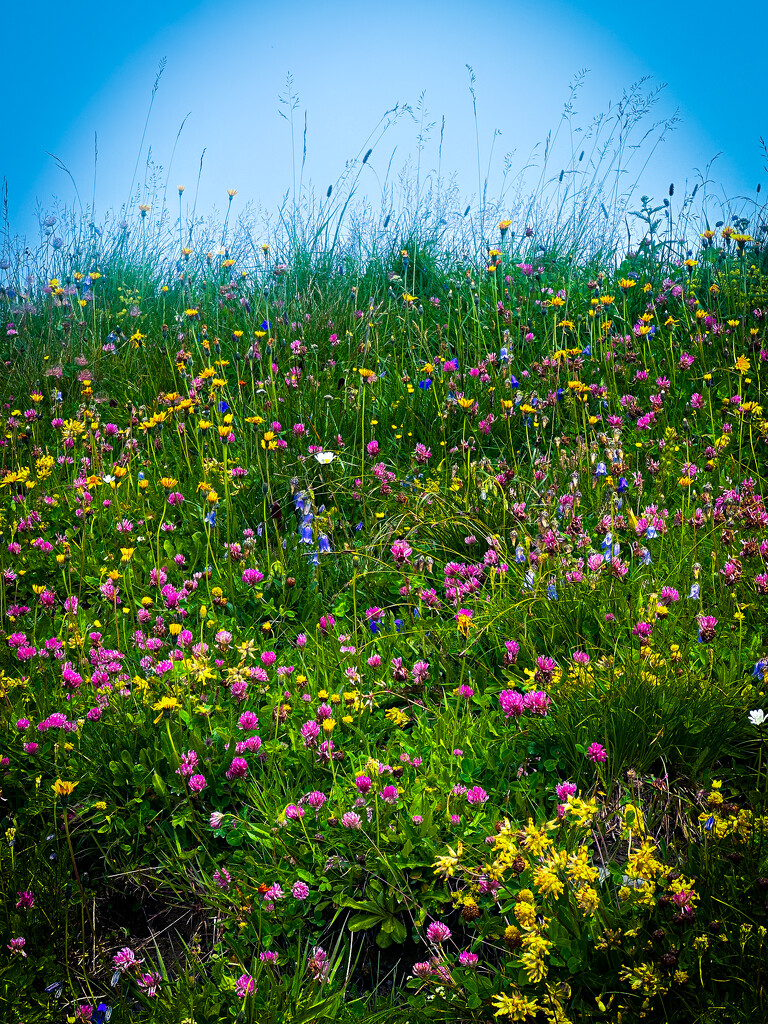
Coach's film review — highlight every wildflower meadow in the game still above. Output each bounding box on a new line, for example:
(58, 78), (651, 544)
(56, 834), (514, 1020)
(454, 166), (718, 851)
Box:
(1, 82), (768, 1024)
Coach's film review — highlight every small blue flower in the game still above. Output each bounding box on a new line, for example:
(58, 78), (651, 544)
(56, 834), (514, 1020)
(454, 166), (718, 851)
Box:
(752, 659), (767, 679)
(639, 547), (652, 566)
(204, 509), (217, 528)
(646, 525), (658, 540)
(499, 346), (509, 363)
(509, 374), (519, 388)
(318, 533), (331, 554)
(218, 400), (229, 414)
(704, 816), (714, 831)
(582, 344), (591, 356)
(594, 462), (607, 476)
(300, 521), (313, 544)
(547, 583), (559, 600)
(261, 320), (271, 331)
(688, 583), (700, 600)
(355, 522), (363, 531)
(515, 545), (526, 564)
(418, 378), (432, 390)
(600, 532), (613, 551)
(394, 618), (403, 632)
(618, 477), (628, 493)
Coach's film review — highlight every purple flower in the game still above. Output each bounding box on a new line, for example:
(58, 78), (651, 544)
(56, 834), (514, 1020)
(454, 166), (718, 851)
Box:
(458, 950), (479, 967)
(307, 945), (330, 982)
(586, 743), (607, 764)
(237, 711), (259, 730)
(235, 973), (256, 998)
(523, 690), (551, 715)
(226, 757), (249, 780)
(466, 786), (488, 804)
(113, 946), (143, 970)
(7, 937), (26, 957)
(137, 972), (162, 997)
(426, 921), (452, 944)
(292, 881), (310, 900)
(241, 568), (264, 586)
(188, 774), (207, 794)
(499, 689), (525, 717)
(390, 539), (413, 564)
(697, 614), (718, 643)
(379, 785), (399, 804)
(15, 891), (35, 909)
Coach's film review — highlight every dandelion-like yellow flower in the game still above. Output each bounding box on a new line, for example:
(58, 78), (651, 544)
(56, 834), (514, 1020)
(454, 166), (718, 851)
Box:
(52, 779), (79, 797)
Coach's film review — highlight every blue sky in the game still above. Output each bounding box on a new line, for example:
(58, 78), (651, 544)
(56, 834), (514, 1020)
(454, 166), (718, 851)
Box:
(3, 0), (765, 245)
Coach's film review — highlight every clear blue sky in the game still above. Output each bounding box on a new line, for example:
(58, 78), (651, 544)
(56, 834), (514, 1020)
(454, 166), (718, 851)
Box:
(2, 0), (765, 245)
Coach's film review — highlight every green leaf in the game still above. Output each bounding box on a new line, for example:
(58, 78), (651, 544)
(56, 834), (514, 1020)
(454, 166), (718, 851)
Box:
(348, 912), (384, 932)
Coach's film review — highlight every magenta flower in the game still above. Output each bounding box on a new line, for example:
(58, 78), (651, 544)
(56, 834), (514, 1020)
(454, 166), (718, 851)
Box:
(697, 614), (718, 643)
(292, 881), (310, 900)
(7, 937), (26, 957)
(226, 757), (248, 780)
(379, 785), (399, 804)
(426, 921), (452, 943)
(341, 811), (362, 829)
(586, 743), (607, 764)
(235, 973), (256, 998)
(188, 774), (207, 794)
(15, 891), (35, 909)
(466, 786), (488, 805)
(523, 690), (552, 715)
(355, 775), (372, 794)
(499, 689), (525, 717)
(632, 621), (654, 641)
(137, 972), (162, 997)
(113, 947), (143, 970)
(390, 539), (413, 564)
(458, 950), (479, 967)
